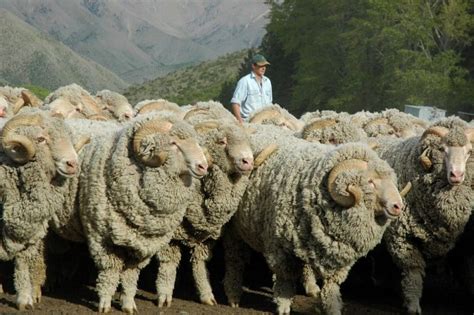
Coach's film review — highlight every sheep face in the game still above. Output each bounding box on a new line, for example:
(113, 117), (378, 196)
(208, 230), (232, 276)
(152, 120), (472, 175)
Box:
(1, 114), (79, 178)
(133, 119), (208, 179)
(366, 169), (403, 219)
(420, 126), (473, 186)
(328, 159), (403, 220)
(197, 123), (254, 176)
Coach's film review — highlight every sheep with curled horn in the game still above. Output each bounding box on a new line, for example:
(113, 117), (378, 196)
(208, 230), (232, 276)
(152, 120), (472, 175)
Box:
(248, 104), (304, 132)
(371, 116), (474, 315)
(222, 123), (405, 315)
(183, 100), (238, 125)
(43, 84), (109, 121)
(0, 86), (43, 118)
(379, 108), (428, 138)
(300, 116), (368, 144)
(155, 118), (258, 307)
(95, 90), (134, 122)
(77, 112), (208, 313)
(134, 99), (185, 118)
(0, 109), (89, 310)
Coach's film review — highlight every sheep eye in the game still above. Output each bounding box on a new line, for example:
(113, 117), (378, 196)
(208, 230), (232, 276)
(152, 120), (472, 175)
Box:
(368, 179), (376, 188)
(75, 108), (81, 112)
(218, 139), (227, 146)
(37, 136), (47, 143)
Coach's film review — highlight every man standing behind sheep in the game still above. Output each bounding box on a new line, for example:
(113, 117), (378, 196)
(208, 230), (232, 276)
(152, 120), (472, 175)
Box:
(231, 54), (272, 123)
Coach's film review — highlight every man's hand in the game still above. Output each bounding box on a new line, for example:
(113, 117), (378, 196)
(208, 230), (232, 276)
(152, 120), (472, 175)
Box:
(231, 103), (243, 124)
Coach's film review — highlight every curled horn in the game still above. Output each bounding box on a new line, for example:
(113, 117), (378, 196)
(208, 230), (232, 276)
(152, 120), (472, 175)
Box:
(328, 159), (368, 208)
(87, 114), (109, 121)
(138, 101), (179, 114)
(74, 135), (91, 153)
(21, 90), (42, 107)
(249, 109), (280, 124)
(133, 118), (173, 166)
(400, 181), (412, 198)
(419, 148), (432, 170)
(364, 117), (389, 128)
(194, 120), (220, 134)
(183, 107), (209, 120)
(1, 114), (43, 163)
(12, 98), (25, 114)
(465, 128), (474, 142)
(254, 143), (278, 168)
(421, 126), (449, 140)
(304, 119), (338, 132)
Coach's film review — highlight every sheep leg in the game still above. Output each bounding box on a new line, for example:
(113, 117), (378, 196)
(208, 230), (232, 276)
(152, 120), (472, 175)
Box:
(191, 241), (216, 305)
(222, 228), (250, 307)
(29, 240), (46, 304)
(155, 243), (181, 307)
(119, 267), (139, 314)
(96, 267), (121, 313)
(14, 248), (34, 310)
(319, 266), (350, 315)
(386, 238), (426, 315)
(301, 263), (320, 298)
(266, 252), (298, 315)
(400, 268), (424, 315)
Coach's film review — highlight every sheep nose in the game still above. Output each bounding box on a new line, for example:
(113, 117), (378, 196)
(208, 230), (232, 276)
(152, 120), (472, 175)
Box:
(0, 108), (5, 117)
(123, 113), (132, 120)
(390, 202), (403, 216)
(66, 160), (78, 170)
(196, 163), (208, 175)
(240, 157), (254, 171)
(449, 170), (464, 183)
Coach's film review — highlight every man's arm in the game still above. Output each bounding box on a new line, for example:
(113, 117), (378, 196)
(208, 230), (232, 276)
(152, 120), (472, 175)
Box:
(231, 103), (243, 124)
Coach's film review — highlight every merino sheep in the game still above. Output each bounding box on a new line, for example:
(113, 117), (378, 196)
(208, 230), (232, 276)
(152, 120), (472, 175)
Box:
(77, 113), (209, 313)
(183, 100), (237, 125)
(223, 124), (405, 315)
(248, 104), (304, 132)
(373, 117), (473, 314)
(0, 110), (86, 310)
(363, 109), (428, 139)
(0, 86), (42, 118)
(95, 90), (134, 122)
(44, 84), (107, 120)
(300, 116), (368, 144)
(155, 119), (255, 307)
(134, 99), (184, 119)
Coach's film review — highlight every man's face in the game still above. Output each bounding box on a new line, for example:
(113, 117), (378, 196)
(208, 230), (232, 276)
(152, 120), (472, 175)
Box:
(252, 64), (267, 77)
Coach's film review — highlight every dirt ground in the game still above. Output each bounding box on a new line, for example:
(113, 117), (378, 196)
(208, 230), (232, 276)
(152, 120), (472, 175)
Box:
(0, 243), (472, 315)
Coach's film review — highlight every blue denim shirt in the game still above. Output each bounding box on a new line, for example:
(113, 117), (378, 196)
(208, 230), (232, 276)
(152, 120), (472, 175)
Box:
(231, 72), (272, 119)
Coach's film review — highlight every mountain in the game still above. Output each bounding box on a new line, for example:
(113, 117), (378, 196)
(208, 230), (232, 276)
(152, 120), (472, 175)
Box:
(124, 49), (248, 106)
(0, 9), (127, 92)
(0, 0), (269, 84)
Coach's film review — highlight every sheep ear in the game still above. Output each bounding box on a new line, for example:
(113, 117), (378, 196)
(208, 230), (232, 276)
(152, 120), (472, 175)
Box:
(465, 128), (474, 143)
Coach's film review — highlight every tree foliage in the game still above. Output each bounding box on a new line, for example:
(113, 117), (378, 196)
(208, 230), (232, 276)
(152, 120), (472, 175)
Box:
(262, 0), (474, 115)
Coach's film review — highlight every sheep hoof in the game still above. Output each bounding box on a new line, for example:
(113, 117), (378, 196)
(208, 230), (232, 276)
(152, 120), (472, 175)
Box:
(121, 297), (138, 314)
(158, 294), (172, 307)
(33, 287), (42, 304)
(17, 295), (34, 311)
(0, 284), (3, 294)
(230, 302), (239, 308)
(98, 300), (111, 313)
(200, 295), (217, 306)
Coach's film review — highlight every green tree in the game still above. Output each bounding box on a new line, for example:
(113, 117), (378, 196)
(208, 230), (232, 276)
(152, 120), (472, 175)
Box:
(266, 0), (474, 115)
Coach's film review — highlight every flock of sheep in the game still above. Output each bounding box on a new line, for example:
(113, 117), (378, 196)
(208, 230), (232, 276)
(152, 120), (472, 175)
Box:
(0, 83), (472, 315)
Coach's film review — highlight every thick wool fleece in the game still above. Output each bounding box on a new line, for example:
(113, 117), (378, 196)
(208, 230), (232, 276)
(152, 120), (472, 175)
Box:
(374, 117), (473, 313)
(156, 121), (252, 304)
(79, 116), (198, 269)
(185, 101), (237, 125)
(0, 111), (80, 308)
(225, 123), (397, 314)
(300, 117), (368, 144)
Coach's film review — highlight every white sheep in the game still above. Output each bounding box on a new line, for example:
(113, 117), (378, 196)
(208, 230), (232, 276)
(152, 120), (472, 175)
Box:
(0, 109), (85, 310)
(134, 99), (185, 119)
(373, 117), (473, 314)
(77, 113), (209, 313)
(248, 103), (304, 132)
(155, 118), (255, 307)
(223, 124), (405, 315)
(95, 90), (134, 122)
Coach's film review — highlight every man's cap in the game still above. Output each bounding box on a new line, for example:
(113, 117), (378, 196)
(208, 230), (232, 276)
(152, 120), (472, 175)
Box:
(252, 54), (270, 66)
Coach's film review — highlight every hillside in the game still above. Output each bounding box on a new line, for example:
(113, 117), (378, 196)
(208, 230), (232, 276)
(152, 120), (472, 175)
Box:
(0, 9), (127, 92)
(124, 50), (248, 106)
(0, 0), (269, 84)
